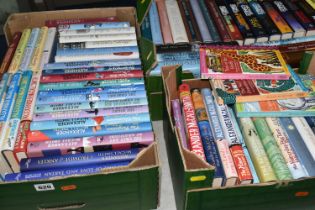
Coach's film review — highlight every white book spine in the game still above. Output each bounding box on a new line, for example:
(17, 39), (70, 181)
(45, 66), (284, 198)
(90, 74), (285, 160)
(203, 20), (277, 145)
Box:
(59, 27), (136, 37)
(59, 33), (137, 43)
(40, 27), (57, 69)
(85, 40), (138, 48)
(55, 53), (140, 63)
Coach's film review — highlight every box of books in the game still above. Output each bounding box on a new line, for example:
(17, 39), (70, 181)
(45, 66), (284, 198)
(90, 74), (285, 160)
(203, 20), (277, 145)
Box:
(0, 7), (160, 210)
(162, 65), (315, 210)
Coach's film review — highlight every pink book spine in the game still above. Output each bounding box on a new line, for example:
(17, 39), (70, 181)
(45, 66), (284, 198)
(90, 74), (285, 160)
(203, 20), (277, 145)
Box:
(203, 72), (290, 80)
(27, 131), (154, 158)
(199, 48), (208, 79)
(45, 17), (118, 27)
(156, 0), (174, 44)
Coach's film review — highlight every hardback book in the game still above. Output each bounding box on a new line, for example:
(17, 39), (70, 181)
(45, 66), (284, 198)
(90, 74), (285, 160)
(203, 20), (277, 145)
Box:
(156, 0), (174, 44)
(149, 0), (164, 45)
(45, 17), (118, 27)
(200, 46), (291, 80)
(292, 0), (315, 21)
(171, 99), (188, 149)
(0, 33), (21, 76)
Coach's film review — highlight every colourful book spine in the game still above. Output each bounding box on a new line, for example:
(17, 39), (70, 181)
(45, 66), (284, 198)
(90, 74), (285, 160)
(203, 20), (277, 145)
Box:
(279, 117), (315, 176)
(171, 99), (188, 149)
(56, 46), (138, 56)
(0, 33), (22, 76)
(266, 117), (308, 179)
(20, 149), (139, 172)
(179, 84), (206, 160)
(19, 28), (40, 71)
(33, 105), (149, 121)
(59, 27), (136, 37)
(40, 70), (143, 83)
(149, 0), (164, 45)
(30, 113), (151, 131)
(8, 29), (31, 73)
(58, 22), (130, 31)
(13, 121), (30, 162)
(27, 122), (153, 141)
(28, 27), (48, 72)
(238, 118), (277, 182)
(39, 27), (57, 69)
(295, 0), (315, 21)
(45, 17), (118, 27)
(39, 78), (144, 91)
(272, 0), (306, 38)
(252, 117), (293, 180)
(156, 0), (174, 44)
(27, 132), (154, 158)
(0, 74), (11, 112)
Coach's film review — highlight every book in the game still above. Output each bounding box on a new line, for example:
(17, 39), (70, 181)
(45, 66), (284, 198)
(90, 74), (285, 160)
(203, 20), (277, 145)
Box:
(171, 99), (188, 149)
(28, 27), (48, 72)
(293, 0), (315, 21)
(59, 27), (136, 37)
(27, 132), (154, 158)
(179, 84), (206, 160)
(200, 46), (291, 80)
(165, 0), (189, 43)
(45, 17), (118, 27)
(149, 0), (164, 45)
(5, 161), (130, 182)
(0, 74), (11, 112)
(27, 122), (153, 141)
(59, 33), (137, 43)
(40, 27), (57, 70)
(156, 0), (174, 44)
(305, 116), (315, 133)
(20, 149), (140, 172)
(238, 117), (277, 182)
(13, 121), (30, 162)
(55, 46), (139, 56)
(306, 0), (315, 10)
(251, 117), (292, 180)
(279, 117), (315, 176)
(58, 21), (130, 31)
(246, 0), (281, 41)
(59, 40), (138, 49)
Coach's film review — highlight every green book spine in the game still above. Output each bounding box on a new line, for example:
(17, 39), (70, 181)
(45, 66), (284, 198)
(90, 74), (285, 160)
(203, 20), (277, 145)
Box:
(299, 51), (313, 74)
(252, 117), (293, 180)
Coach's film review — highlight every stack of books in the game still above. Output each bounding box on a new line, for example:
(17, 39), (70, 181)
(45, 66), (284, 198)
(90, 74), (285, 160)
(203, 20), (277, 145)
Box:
(170, 44), (315, 187)
(0, 18), (154, 182)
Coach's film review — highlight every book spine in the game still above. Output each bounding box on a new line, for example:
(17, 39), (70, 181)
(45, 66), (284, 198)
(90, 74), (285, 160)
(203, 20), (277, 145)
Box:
(30, 113), (151, 131)
(179, 84), (206, 160)
(291, 117), (315, 161)
(45, 17), (118, 27)
(19, 28), (40, 71)
(306, 0), (315, 9)
(0, 33), (22, 76)
(39, 27), (57, 69)
(305, 116), (315, 133)
(165, 0), (189, 43)
(28, 27), (48, 72)
(0, 74), (11, 112)
(141, 15), (153, 41)
(266, 117), (308, 179)
(35, 98), (148, 114)
(56, 46), (139, 56)
(177, 0), (202, 42)
(295, 0), (315, 21)
(189, 0), (213, 42)
(171, 99), (188, 149)
(60, 33), (137, 44)
(8, 29), (31, 74)
(40, 70), (143, 83)
(197, 0), (221, 42)
(21, 72), (41, 121)
(85, 40), (138, 48)
(39, 78), (144, 91)
(20, 149), (139, 172)
(59, 27), (136, 37)
(6, 161), (130, 182)
(58, 22), (130, 31)
(205, 0), (232, 42)
(238, 118), (277, 182)
(42, 65), (141, 75)
(54, 53), (139, 63)
(33, 105), (149, 122)
(279, 117), (315, 176)
(272, 0), (306, 37)
(27, 122), (153, 141)
(149, 0), (164, 45)
(157, 51), (200, 61)
(156, 0), (174, 44)
(13, 121), (30, 162)
(252, 117), (292, 180)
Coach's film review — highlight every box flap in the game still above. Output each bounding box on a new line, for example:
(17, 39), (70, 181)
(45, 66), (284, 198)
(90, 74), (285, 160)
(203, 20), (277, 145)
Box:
(137, 0), (152, 25)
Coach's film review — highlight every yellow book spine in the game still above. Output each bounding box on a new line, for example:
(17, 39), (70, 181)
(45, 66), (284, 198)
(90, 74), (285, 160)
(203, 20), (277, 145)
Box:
(28, 26), (48, 72)
(7, 29), (31, 74)
(306, 0), (315, 10)
(275, 50), (290, 76)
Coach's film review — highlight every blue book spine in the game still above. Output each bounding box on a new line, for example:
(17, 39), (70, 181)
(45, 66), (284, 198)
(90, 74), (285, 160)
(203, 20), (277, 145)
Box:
(30, 113), (151, 131)
(288, 65), (309, 92)
(35, 98), (148, 114)
(279, 117), (315, 176)
(42, 65), (141, 75)
(36, 90), (147, 105)
(201, 88), (225, 140)
(28, 122), (153, 140)
(198, 120), (225, 186)
(157, 51), (200, 62)
(141, 14), (153, 41)
(56, 46), (139, 56)
(305, 116), (315, 133)
(20, 149), (138, 172)
(5, 161), (130, 182)
(59, 22), (130, 30)
(0, 74), (11, 110)
(19, 28), (40, 71)
(38, 84), (145, 97)
(151, 59), (200, 77)
(149, 0), (164, 45)
(0, 73), (22, 122)
(44, 59), (142, 70)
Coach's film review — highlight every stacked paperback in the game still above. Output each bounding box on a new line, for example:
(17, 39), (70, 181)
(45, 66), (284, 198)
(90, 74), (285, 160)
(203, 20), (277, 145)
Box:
(0, 17), (154, 182)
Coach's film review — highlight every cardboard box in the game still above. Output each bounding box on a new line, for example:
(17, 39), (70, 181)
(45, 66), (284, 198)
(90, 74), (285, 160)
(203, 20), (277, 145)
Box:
(162, 65), (315, 210)
(0, 8), (160, 210)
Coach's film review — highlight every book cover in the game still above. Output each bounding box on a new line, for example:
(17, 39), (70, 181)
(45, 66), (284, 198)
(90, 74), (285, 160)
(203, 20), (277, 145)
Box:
(149, 0), (164, 45)
(45, 17), (118, 27)
(20, 149), (139, 172)
(156, 0), (174, 44)
(171, 99), (188, 149)
(27, 132), (154, 158)
(252, 117), (292, 180)
(200, 46), (291, 80)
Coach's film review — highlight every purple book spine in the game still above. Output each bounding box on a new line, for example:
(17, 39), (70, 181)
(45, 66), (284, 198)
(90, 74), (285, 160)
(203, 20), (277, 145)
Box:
(171, 99), (188, 149)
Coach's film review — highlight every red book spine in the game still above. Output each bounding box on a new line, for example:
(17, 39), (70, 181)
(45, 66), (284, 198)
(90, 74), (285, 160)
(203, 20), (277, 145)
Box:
(40, 70), (143, 83)
(230, 144), (253, 184)
(13, 121), (31, 162)
(179, 84), (206, 160)
(45, 17), (119, 27)
(0, 32), (22, 77)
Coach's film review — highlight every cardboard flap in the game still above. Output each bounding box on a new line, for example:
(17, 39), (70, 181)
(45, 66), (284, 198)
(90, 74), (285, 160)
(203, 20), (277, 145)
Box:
(137, 0), (152, 25)
(139, 37), (157, 75)
(129, 143), (159, 168)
